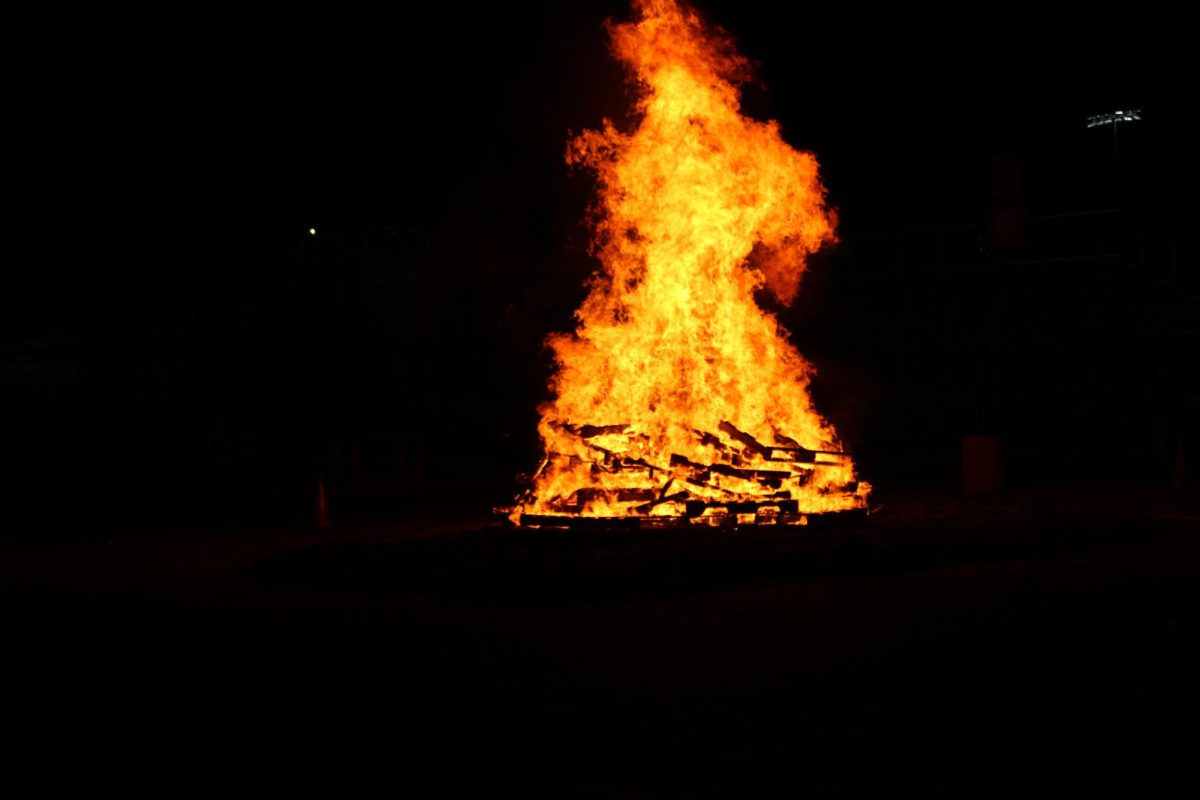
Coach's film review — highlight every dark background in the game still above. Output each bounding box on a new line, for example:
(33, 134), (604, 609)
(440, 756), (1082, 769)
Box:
(5, 5), (1200, 797)
(4, 1), (1198, 521)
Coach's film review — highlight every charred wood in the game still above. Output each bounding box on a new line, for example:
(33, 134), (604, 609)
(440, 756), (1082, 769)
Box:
(717, 420), (769, 456)
(554, 422), (630, 439)
(634, 491), (691, 514)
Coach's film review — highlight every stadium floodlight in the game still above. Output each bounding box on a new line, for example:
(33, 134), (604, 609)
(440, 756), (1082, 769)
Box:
(1087, 109), (1142, 128)
(1087, 110), (1142, 207)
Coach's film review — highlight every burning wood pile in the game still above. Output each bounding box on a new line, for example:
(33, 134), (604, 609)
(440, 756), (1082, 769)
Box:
(505, 0), (870, 528)
(517, 420), (862, 528)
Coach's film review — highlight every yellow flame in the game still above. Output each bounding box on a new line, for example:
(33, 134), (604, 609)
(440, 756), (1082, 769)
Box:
(515, 0), (868, 522)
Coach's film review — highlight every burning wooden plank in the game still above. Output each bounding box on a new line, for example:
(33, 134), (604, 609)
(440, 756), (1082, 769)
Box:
(718, 420), (847, 464)
(634, 491), (691, 514)
(550, 487), (659, 514)
(670, 452), (793, 488)
(549, 419), (628, 438)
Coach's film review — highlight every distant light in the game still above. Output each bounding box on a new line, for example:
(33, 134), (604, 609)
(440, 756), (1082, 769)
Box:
(308, 227), (317, 236)
(1087, 109), (1142, 128)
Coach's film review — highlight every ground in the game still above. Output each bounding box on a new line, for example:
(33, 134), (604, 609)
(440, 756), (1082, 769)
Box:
(3, 487), (1199, 797)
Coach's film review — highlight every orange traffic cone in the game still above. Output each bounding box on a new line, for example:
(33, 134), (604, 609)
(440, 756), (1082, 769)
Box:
(314, 476), (331, 528)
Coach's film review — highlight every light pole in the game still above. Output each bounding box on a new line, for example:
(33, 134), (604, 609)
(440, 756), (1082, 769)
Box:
(1087, 109), (1141, 207)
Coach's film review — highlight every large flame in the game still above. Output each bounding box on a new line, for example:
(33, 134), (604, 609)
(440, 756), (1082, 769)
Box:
(515, 0), (868, 524)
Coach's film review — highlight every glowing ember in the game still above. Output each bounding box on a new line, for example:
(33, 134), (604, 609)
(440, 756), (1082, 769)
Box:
(510, 0), (869, 526)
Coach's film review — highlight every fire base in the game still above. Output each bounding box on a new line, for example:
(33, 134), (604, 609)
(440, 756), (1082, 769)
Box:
(516, 506), (869, 530)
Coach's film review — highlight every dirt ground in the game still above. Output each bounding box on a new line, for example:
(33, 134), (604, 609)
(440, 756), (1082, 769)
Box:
(3, 487), (1199, 797)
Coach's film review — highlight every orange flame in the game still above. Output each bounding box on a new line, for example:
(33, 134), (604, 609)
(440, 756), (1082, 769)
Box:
(514, 0), (868, 524)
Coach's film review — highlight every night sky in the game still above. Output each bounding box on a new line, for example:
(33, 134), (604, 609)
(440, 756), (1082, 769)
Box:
(8, 3), (1194, 314)
(4, 2), (1198, 512)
